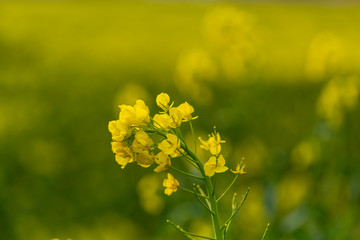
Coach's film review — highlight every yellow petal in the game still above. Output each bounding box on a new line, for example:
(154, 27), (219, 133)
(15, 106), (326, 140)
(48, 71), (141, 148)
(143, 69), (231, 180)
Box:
(215, 165), (228, 173)
(156, 92), (170, 111)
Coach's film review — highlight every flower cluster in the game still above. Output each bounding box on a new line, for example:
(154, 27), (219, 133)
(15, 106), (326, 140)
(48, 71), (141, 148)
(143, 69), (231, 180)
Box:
(108, 92), (252, 240)
(108, 93), (197, 195)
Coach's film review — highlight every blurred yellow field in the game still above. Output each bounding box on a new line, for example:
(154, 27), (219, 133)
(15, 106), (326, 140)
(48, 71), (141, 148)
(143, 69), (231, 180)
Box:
(1, 1), (359, 240)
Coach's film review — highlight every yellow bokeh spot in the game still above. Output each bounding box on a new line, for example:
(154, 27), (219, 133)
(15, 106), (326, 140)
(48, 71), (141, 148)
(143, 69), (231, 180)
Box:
(175, 49), (216, 104)
(137, 174), (164, 215)
(114, 83), (151, 110)
(291, 139), (321, 170)
(305, 32), (344, 81)
(317, 75), (359, 129)
(278, 174), (309, 212)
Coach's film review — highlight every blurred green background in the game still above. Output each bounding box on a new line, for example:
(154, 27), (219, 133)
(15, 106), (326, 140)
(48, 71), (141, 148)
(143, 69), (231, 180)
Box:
(1, 1), (360, 239)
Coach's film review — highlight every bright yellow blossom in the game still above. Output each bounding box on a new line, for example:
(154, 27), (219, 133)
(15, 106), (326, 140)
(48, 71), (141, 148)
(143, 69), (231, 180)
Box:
(111, 141), (128, 154)
(113, 142), (134, 169)
(136, 150), (154, 168)
(204, 155), (228, 177)
(119, 100), (150, 126)
(153, 113), (172, 131)
(169, 107), (183, 128)
(178, 102), (197, 122)
(156, 92), (171, 111)
(158, 134), (181, 157)
(131, 130), (153, 153)
(154, 152), (171, 172)
(163, 173), (179, 196)
(199, 131), (225, 155)
(108, 120), (131, 141)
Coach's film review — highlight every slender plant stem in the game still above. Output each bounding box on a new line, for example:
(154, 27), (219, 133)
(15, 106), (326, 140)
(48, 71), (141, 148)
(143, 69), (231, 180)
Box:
(193, 187), (215, 215)
(223, 188), (250, 228)
(171, 166), (204, 180)
(167, 220), (216, 240)
(182, 146), (224, 240)
(178, 185), (197, 194)
(217, 174), (238, 202)
(261, 223), (270, 240)
(189, 121), (197, 154)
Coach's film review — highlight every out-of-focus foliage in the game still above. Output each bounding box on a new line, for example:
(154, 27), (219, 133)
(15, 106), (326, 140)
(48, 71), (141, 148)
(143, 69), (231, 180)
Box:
(1, 1), (360, 240)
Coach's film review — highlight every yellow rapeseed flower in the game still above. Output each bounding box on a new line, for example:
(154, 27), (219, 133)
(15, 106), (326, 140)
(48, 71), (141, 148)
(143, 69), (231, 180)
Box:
(136, 150), (154, 168)
(156, 92), (171, 111)
(154, 152), (171, 172)
(112, 142), (134, 169)
(119, 100), (150, 126)
(153, 113), (172, 131)
(158, 133), (181, 157)
(199, 131), (225, 155)
(177, 102), (197, 122)
(204, 155), (228, 177)
(163, 173), (179, 196)
(169, 107), (183, 128)
(108, 120), (131, 141)
(131, 130), (153, 153)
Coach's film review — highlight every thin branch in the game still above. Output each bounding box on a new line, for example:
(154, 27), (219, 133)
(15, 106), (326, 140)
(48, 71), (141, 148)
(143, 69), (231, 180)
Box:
(196, 184), (211, 205)
(223, 192), (237, 238)
(178, 185), (208, 199)
(217, 174), (238, 202)
(261, 223), (270, 240)
(178, 149), (200, 170)
(167, 220), (216, 240)
(193, 187), (214, 215)
(170, 166), (204, 180)
(178, 185), (196, 195)
(189, 121), (197, 154)
(223, 188), (250, 228)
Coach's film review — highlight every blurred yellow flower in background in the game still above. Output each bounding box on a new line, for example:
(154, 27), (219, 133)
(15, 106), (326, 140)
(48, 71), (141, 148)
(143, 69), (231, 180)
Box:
(317, 75), (359, 129)
(305, 32), (344, 81)
(137, 174), (164, 215)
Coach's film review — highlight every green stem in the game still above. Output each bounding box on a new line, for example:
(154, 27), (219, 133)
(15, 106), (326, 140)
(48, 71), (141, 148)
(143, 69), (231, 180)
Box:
(223, 188), (250, 228)
(261, 223), (270, 240)
(217, 174), (238, 202)
(189, 121), (197, 154)
(167, 220), (216, 240)
(193, 187), (214, 215)
(178, 185), (197, 194)
(182, 146), (224, 240)
(171, 166), (204, 180)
